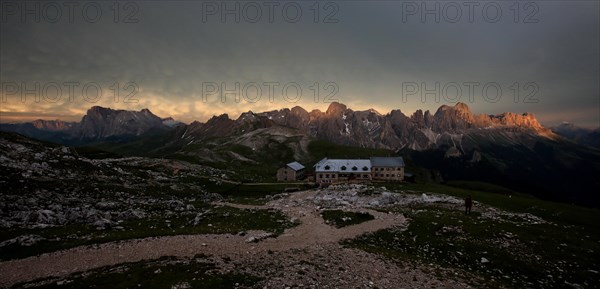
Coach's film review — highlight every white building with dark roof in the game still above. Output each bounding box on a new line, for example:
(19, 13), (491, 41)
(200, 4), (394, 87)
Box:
(277, 161), (306, 181)
(314, 157), (405, 184)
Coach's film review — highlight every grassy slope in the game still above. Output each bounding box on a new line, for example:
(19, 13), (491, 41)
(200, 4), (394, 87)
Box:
(348, 181), (600, 288)
(392, 181), (600, 229)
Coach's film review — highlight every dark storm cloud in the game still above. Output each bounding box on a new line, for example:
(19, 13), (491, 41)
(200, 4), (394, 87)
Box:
(0, 1), (598, 127)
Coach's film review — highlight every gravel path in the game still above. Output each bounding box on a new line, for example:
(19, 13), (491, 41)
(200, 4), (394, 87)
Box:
(0, 190), (472, 288)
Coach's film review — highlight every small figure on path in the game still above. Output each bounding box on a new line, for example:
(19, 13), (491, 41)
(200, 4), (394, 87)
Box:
(465, 195), (473, 214)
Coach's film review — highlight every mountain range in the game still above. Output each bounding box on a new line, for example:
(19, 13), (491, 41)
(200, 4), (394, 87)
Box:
(550, 122), (600, 149)
(0, 102), (558, 148)
(1, 102), (599, 206)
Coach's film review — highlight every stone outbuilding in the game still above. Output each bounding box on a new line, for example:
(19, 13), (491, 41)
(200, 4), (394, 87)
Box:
(370, 157), (405, 182)
(277, 161), (306, 181)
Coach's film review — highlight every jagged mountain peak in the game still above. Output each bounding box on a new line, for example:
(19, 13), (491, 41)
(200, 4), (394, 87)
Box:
(367, 108), (382, 115)
(88, 105), (108, 112)
(434, 102), (473, 117)
(207, 114), (231, 122)
(76, 106), (168, 139)
(454, 102), (471, 112)
(238, 111), (257, 118)
(290, 106), (309, 115)
(492, 111), (543, 130)
(326, 102), (348, 115)
(86, 106), (113, 116)
(433, 103), (476, 131)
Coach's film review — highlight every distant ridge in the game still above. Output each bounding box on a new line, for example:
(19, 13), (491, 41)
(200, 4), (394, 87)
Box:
(0, 102), (557, 150)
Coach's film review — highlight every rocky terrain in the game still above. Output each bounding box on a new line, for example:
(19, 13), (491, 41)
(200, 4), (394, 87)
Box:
(2, 181), (598, 288)
(0, 184), (475, 288)
(0, 132), (242, 258)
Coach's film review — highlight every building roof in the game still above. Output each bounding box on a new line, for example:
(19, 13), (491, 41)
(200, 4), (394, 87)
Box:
(370, 157), (405, 167)
(314, 158), (372, 173)
(286, 161), (305, 171)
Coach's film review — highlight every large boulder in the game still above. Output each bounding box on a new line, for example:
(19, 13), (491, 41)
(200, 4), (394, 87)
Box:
(117, 209), (146, 220)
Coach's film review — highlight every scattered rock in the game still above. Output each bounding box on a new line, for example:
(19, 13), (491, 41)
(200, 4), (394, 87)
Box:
(93, 218), (114, 230)
(0, 234), (46, 248)
(168, 200), (185, 211)
(96, 201), (119, 210)
(171, 282), (191, 289)
(245, 232), (273, 243)
(118, 209), (146, 220)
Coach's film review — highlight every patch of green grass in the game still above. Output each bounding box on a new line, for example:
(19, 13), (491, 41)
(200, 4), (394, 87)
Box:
(345, 204), (600, 289)
(0, 206), (296, 261)
(444, 180), (518, 195)
(375, 182), (600, 230)
(12, 256), (261, 289)
(321, 210), (375, 228)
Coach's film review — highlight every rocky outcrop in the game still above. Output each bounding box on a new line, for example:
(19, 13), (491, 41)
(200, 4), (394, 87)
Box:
(1, 107), (179, 143)
(444, 147), (463, 158)
(31, 120), (75, 131)
(252, 101), (554, 151)
(74, 106), (169, 139)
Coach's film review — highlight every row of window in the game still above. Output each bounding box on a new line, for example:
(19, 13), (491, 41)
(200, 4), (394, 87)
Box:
(323, 165), (370, 171)
(373, 174), (402, 178)
(319, 174), (370, 179)
(319, 173), (402, 177)
(373, 167), (401, 171)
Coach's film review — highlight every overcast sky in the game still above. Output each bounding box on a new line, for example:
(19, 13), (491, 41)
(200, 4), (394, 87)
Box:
(1, 1), (598, 127)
